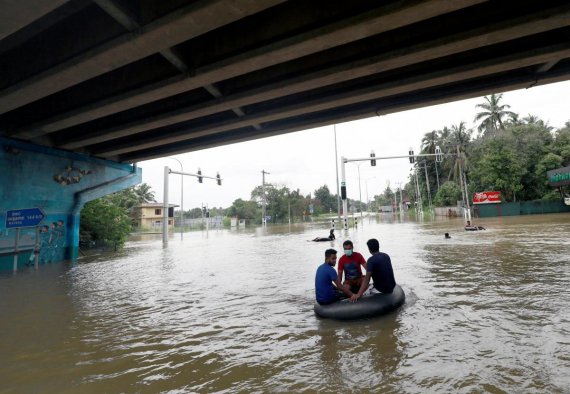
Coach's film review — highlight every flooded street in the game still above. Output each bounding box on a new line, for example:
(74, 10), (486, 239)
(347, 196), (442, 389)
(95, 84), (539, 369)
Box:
(1, 214), (569, 393)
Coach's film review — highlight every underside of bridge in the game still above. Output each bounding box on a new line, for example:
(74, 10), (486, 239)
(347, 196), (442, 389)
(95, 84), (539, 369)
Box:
(1, 0), (570, 163)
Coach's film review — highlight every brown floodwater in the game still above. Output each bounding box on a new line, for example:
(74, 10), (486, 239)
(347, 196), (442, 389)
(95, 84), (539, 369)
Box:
(1, 214), (569, 393)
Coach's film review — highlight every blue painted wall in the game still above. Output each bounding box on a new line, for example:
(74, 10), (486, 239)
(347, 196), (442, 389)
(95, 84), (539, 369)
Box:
(0, 137), (142, 271)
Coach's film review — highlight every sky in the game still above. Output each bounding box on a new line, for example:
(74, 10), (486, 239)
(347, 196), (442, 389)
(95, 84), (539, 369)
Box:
(139, 81), (570, 210)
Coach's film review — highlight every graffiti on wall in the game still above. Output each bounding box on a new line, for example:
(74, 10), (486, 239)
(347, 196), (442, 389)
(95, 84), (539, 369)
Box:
(0, 215), (67, 269)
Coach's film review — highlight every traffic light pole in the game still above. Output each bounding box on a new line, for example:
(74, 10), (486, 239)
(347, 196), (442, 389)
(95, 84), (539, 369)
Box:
(163, 166), (222, 247)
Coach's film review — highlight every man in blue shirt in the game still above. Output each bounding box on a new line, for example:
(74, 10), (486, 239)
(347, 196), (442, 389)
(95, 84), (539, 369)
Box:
(315, 249), (355, 305)
(351, 238), (396, 301)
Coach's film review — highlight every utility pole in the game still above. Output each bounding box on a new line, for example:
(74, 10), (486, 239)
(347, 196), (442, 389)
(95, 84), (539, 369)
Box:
(435, 160), (441, 191)
(261, 170), (270, 226)
(396, 181), (403, 215)
(414, 166), (423, 216)
(356, 162), (363, 219)
(456, 145), (471, 221)
(423, 161), (432, 210)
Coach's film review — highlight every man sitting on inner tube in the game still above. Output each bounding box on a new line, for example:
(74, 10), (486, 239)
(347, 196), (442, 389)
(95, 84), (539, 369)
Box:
(314, 248), (355, 305)
(350, 238), (396, 302)
(338, 240), (367, 293)
(465, 220), (486, 231)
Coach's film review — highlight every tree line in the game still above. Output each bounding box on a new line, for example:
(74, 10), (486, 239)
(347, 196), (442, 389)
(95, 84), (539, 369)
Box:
(410, 94), (570, 208)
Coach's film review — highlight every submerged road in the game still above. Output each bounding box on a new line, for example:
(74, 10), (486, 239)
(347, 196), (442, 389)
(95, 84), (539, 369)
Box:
(1, 214), (569, 392)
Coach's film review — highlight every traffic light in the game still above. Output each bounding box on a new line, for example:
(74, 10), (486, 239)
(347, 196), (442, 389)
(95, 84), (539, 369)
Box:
(216, 172), (221, 186)
(435, 146), (443, 163)
(370, 151), (376, 166)
(197, 168), (203, 183)
(408, 148), (415, 164)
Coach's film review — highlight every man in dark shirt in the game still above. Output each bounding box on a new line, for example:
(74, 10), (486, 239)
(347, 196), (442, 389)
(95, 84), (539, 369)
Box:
(350, 238), (396, 301)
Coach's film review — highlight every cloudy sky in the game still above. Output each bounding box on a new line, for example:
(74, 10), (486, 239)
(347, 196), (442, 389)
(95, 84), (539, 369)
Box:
(139, 80), (570, 210)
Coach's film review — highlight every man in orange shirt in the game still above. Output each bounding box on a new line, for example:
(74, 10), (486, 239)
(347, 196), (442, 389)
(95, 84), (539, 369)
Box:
(337, 240), (367, 293)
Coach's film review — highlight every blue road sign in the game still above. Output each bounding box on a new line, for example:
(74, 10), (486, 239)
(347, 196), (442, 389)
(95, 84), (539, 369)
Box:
(6, 208), (45, 228)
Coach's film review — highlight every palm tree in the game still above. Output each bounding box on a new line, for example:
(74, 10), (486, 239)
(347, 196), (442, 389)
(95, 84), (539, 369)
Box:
(448, 122), (472, 182)
(421, 130), (438, 154)
(134, 183), (156, 203)
(474, 93), (516, 137)
(437, 126), (452, 147)
(507, 112), (522, 126)
(523, 114), (554, 131)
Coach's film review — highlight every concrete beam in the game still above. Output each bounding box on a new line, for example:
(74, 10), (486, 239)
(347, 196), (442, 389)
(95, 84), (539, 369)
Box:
(53, 8), (570, 149)
(0, 0), (71, 41)
(0, 0), (285, 114)
(12, 0), (488, 138)
(118, 71), (570, 163)
(94, 45), (570, 157)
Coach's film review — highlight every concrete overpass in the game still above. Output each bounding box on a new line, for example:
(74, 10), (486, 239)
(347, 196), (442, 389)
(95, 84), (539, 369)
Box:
(1, 0), (569, 162)
(1, 0), (570, 269)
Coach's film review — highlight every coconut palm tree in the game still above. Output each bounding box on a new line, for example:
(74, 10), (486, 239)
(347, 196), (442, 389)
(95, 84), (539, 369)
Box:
(134, 183), (156, 203)
(420, 130), (439, 157)
(437, 126), (452, 146)
(522, 114), (554, 131)
(474, 93), (516, 137)
(447, 122), (472, 182)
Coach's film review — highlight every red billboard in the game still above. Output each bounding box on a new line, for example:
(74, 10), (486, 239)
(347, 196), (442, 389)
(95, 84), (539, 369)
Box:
(473, 191), (501, 204)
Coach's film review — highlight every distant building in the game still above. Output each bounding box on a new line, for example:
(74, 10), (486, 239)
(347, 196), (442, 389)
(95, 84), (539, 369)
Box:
(132, 203), (178, 231)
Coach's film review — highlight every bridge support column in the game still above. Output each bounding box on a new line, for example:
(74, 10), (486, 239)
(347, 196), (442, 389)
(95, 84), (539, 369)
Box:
(0, 137), (142, 271)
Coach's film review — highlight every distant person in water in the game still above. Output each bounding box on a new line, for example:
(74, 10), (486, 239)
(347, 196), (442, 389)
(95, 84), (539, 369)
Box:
(312, 229), (335, 242)
(445, 233), (451, 239)
(465, 220), (486, 231)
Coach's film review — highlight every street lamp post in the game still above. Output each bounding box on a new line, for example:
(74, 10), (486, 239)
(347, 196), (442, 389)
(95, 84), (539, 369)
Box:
(333, 124), (341, 226)
(365, 176), (376, 213)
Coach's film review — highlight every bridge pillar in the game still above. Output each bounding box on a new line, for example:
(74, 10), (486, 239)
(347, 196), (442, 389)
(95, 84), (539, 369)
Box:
(0, 137), (142, 270)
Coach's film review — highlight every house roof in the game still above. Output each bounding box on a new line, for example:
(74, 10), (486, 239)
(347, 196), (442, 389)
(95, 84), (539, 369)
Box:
(136, 203), (179, 208)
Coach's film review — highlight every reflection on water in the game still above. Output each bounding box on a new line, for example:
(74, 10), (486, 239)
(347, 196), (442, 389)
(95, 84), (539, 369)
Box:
(1, 214), (569, 393)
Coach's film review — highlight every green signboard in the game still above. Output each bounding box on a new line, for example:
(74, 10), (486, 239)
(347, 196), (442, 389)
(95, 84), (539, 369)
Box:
(547, 166), (570, 187)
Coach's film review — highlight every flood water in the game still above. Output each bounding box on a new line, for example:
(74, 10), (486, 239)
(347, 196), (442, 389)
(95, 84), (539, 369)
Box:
(1, 214), (569, 393)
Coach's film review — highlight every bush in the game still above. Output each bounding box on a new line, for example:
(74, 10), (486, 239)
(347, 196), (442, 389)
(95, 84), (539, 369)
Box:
(80, 199), (132, 250)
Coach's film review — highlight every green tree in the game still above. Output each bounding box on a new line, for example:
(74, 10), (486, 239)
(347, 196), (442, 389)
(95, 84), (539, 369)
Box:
(552, 122), (570, 165)
(313, 185), (337, 214)
(469, 136), (526, 201)
(226, 198), (259, 220)
(134, 183), (156, 203)
(433, 181), (462, 206)
(535, 153), (564, 200)
(474, 93), (516, 137)
(80, 198), (132, 250)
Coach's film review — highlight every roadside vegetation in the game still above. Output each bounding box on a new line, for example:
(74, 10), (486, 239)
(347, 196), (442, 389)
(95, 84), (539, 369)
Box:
(80, 183), (156, 250)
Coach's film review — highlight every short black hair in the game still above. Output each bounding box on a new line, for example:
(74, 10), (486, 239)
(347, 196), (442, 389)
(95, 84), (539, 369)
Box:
(342, 240), (353, 248)
(325, 248), (337, 258)
(367, 238), (379, 253)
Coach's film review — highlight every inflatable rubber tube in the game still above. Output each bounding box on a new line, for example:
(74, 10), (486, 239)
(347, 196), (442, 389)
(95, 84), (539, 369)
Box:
(314, 284), (405, 320)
